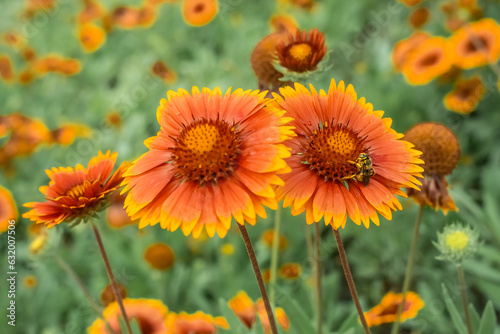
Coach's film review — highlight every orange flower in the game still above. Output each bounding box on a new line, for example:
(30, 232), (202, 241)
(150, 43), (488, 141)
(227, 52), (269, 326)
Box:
(228, 291), (289, 333)
(144, 243), (176, 270)
(279, 263), (301, 279)
(19, 69), (34, 84)
(49, 123), (91, 145)
(33, 55), (81, 76)
(274, 80), (423, 228)
(166, 311), (228, 333)
(21, 47), (37, 62)
(449, 18), (500, 69)
(0, 186), (18, 234)
(122, 87), (294, 238)
(3, 32), (27, 50)
(106, 111), (123, 129)
(364, 291), (424, 327)
(251, 32), (289, 90)
(152, 61), (177, 84)
(100, 283), (127, 306)
(182, 0), (219, 27)
(23, 151), (128, 228)
(404, 123), (460, 214)
(276, 28), (327, 73)
(397, 0), (422, 6)
(0, 55), (14, 82)
(78, 0), (106, 24)
(402, 36), (453, 85)
(444, 76), (485, 113)
(277, 0), (315, 11)
(260, 229), (288, 250)
(392, 32), (430, 71)
(106, 193), (137, 228)
(79, 23), (106, 53)
(23, 275), (38, 288)
(409, 7), (429, 29)
(270, 14), (298, 35)
(110, 5), (157, 29)
(88, 298), (169, 334)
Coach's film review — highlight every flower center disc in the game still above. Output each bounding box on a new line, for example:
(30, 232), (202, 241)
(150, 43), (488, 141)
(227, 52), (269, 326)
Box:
(288, 43), (312, 61)
(170, 119), (241, 185)
(303, 124), (364, 182)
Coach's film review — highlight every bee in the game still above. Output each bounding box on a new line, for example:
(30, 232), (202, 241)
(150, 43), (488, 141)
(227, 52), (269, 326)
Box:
(343, 153), (375, 187)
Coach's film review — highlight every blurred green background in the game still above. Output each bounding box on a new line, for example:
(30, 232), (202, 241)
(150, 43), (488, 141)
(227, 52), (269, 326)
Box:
(1, 0), (500, 333)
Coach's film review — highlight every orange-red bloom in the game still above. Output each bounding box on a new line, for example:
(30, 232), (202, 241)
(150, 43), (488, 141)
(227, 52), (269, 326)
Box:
(270, 14), (298, 35)
(228, 291), (289, 333)
(404, 123), (460, 214)
(409, 7), (429, 29)
(402, 36), (454, 85)
(88, 298), (169, 334)
(79, 23), (106, 53)
(182, 0), (219, 27)
(122, 87), (294, 238)
(392, 32), (430, 71)
(274, 80), (423, 228)
(276, 28), (327, 73)
(166, 311), (228, 333)
(0, 55), (14, 82)
(251, 33), (289, 90)
(152, 61), (177, 84)
(0, 186), (18, 234)
(444, 76), (485, 113)
(144, 243), (176, 270)
(23, 151), (128, 227)
(364, 291), (424, 327)
(33, 55), (82, 76)
(449, 18), (500, 69)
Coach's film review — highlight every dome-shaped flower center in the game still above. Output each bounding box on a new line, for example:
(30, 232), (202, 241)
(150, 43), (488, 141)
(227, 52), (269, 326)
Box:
(288, 43), (312, 61)
(170, 119), (241, 185)
(66, 183), (87, 199)
(303, 123), (364, 182)
(445, 231), (469, 251)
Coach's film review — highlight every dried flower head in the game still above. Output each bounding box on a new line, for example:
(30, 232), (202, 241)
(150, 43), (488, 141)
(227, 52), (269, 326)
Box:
(404, 122), (460, 214)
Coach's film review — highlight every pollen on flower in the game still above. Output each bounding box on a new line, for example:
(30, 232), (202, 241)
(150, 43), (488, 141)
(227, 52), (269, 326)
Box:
(289, 43), (312, 61)
(445, 231), (469, 251)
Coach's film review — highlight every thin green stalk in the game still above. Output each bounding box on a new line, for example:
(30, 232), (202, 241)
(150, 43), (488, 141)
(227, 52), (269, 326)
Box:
(458, 264), (473, 334)
(315, 223), (323, 334)
(333, 228), (371, 334)
(269, 206), (282, 304)
(391, 205), (424, 334)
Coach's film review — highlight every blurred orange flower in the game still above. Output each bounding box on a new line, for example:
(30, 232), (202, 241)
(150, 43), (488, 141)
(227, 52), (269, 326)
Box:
(88, 298), (169, 334)
(392, 32), (430, 71)
(23, 151), (129, 227)
(79, 23), (106, 53)
(33, 55), (82, 76)
(166, 311), (228, 333)
(260, 229), (288, 250)
(398, 0), (423, 6)
(402, 36), (453, 85)
(49, 123), (91, 146)
(182, 0), (219, 27)
(0, 186), (18, 234)
(152, 61), (177, 84)
(276, 28), (327, 73)
(270, 14), (298, 35)
(364, 291), (424, 327)
(444, 76), (485, 113)
(404, 122), (460, 214)
(449, 18), (500, 69)
(274, 80), (423, 228)
(409, 7), (429, 29)
(100, 282), (127, 306)
(0, 55), (14, 82)
(279, 263), (302, 279)
(122, 87), (294, 238)
(78, 0), (106, 24)
(144, 243), (176, 270)
(106, 193), (137, 228)
(251, 32), (289, 90)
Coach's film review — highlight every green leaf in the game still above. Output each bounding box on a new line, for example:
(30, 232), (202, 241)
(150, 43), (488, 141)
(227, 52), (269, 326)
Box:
(218, 298), (251, 334)
(275, 288), (316, 334)
(442, 284), (467, 334)
(337, 310), (360, 333)
(118, 317), (142, 334)
(469, 303), (481, 333)
(477, 301), (496, 334)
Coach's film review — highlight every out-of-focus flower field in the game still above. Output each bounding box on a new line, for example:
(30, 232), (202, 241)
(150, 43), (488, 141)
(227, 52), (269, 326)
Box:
(1, 0), (500, 333)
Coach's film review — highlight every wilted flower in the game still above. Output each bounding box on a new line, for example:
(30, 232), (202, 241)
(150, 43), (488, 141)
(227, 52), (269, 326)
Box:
(434, 223), (479, 264)
(404, 122), (460, 214)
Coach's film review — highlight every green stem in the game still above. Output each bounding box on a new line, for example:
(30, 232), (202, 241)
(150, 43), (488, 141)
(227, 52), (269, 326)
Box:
(92, 223), (133, 334)
(391, 205), (424, 334)
(269, 206), (282, 304)
(238, 223), (278, 334)
(333, 228), (371, 334)
(315, 223), (323, 334)
(458, 264), (474, 334)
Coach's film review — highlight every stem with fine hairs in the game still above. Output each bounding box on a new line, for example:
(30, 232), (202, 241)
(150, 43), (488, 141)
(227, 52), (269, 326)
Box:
(315, 223), (323, 334)
(458, 264), (474, 334)
(238, 223), (278, 334)
(92, 223), (133, 334)
(333, 228), (372, 334)
(391, 205), (424, 334)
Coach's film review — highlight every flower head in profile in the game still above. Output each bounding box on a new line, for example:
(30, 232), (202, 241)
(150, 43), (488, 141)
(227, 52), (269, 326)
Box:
(166, 311), (228, 334)
(404, 122), (460, 214)
(0, 186), (18, 234)
(251, 32), (290, 90)
(23, 151), (129, 227)
(228, 291), (289, 333)
(449, 18), (500, 69)
(364, 291), (424, 327)
(444, 76), (485, 114)
(122, 87), (294, 238)
(402, 36), (454, 85)
(88, 298), (169, 334)
(434, 223), (479, 264)
(274, 80), (423, 229)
